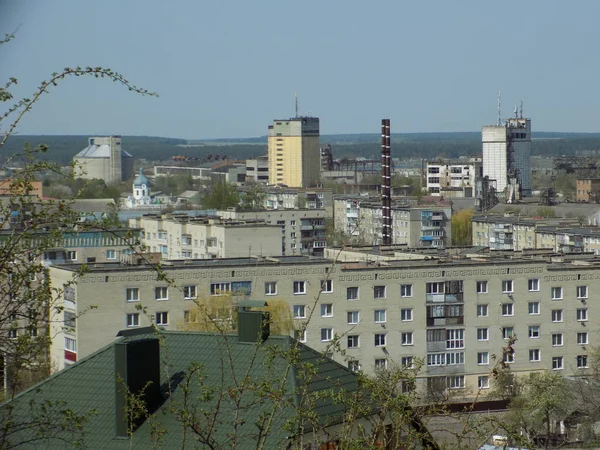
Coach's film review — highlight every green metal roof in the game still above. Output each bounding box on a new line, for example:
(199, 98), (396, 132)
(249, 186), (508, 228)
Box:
(0, 328), (363, 449)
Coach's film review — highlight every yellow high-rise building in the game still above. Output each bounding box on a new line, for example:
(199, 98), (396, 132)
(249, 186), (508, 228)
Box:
(268, 117), (320, 187)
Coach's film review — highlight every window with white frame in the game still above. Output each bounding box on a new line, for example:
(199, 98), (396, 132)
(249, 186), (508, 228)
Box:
(401, 308), (413, 321)
(502, 303), (514, 316)
(347, 311), (359, 324)
(502, 327), (514, 339)
(552, 333), (563, 346)
(476, 281), (488, 294)
(401, 332), (413, 346)
(320, 304), (333, 317)
(293, 305), (306, 319)
(502, 280), (513, 293)
(210, 282), (231, 296)
(347, 335), (359, 349)
(552, 356), (563, 370)
(529, 325), (540, 338)
(264, 282), (277, 296)
(577, 285), (588, 299)
(528, 278), (539, 292)
(347, 287), (359, 300)
(401, 356), (414, 368)
(477, 304), (488, 317)
(373, 285), (386, 299)
(155, 311), (168, 325)
(126, 288), (139, 302)
(126, 313), (140, 327)
(374, 358), (388, 369)
(184, 310), (198, 324)
(294, 329), (307, 342)
(476, 328), (488, 341)
(106, 249), (117, 260)
(320, 328), (333, 342)
(503, 351), (515, 364)
(447, 375), (465, 389)
(478, 376), (489, 389)
(183, 285), (197, 299)
(477, 352), (489, 365)
(374, 333), (386, 347)
(577, 355), (589, 368)
(66, 251), (77, 261)
(374, 309), (386, 323)
(528, 301), (540, 315)
(347, 360), (361, 372)
(578, 332), (588, 345)
(446, 329), (464, 349)
(400, 284), (413, 297)
(65, 337), (77, 353)
(552, 309), (563, 322)
(551, 287), (563, 300)
(154, 286), (168, 300)
(577, 308), (588, 321)
(293, 281), (306, 295)
(320, 279), (333, 293)
(529, 349), (541, 362)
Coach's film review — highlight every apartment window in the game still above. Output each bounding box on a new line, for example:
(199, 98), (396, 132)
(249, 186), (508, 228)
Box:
(106, 249), (116, 260)
(577, 332), (588, 345)
(293, 281), (306, 295)
(374, 333), (386, 347)
(347, 287), (359, 300)
(320, 279), (333, 293)
(528, 302), (540, 315)
(294, 329), (307, 342)
(448, 375), (465, 389)
(320, 328), (333, 342)
(477, 352), (489, 365)
(551, 287), (563, 300)
(477, 328), (489, 341)
(348, 360), (361, 372)
(374, 285), (386, 299)
(551, 309), (563, 322)
(65, 337), (77, 352)
(552, 356), (563, 370)
(374, 359), (388, 369)
(503, 352), (515, 364)
(502, 280), (513, 293)
(347, 335), (359, 349)
(347, 311), (359, 324)
(374, 309), (386, 323)
(529, 349), (541, 362)
(476, 304), (488, 317)
(401, 332), (413, 346)
(401, 356), (414, 368)
(126, 288), (139, 302)
(183, 285), (197, 299)
(126, 313), (140, 327)
(577, 355), (589, 368)
(293, 305), (306, 319)
(478, 376), (490, 389)
(8, 329), (17, 339)
(446, 329), (464, 349)
(502, 303), (514, 316)
(502, 327), (514, 339)
(400, 284), (413, 297)
(476, 281), (488, 294)
(528, 278), (540, 292)
(154, 286), (168, 300)
(66, 251), (77, 261)
(577, 285), (588, 299)
(155, 312), (169, 326)
(529, 326), (540, 339)
(320, 304), (333, 317)
(264, 282), (277, 296)
(552, 333), (563, 346)
(577, 308), (588, 322)
(184, 310), (198, 324)
(401, 308), (413, 321)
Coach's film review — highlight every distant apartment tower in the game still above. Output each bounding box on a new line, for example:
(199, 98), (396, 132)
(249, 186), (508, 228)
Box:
(426, 157), (482, 197)
(268, 117), (320, 187)
(482, 116), (531, 197)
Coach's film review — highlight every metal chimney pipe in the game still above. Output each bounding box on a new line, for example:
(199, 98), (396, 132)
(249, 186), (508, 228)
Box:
(381, 119), (392, 245)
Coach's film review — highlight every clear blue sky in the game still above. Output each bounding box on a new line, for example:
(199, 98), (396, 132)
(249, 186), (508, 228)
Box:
(1, 0), (599, 139)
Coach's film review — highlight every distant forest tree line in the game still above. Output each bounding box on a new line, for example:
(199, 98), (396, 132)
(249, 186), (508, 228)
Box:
(4, 133), (600, 166)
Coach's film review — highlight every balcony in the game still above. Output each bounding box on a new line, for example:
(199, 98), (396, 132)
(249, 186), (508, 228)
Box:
(426, 293), (464, 303)
(432, 214), (443, 221)
(300, 225), (313, 231)
(426, 316), (464, 327)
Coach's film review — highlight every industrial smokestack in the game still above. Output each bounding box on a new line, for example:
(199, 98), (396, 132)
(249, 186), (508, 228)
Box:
(381, 119), (392, 245)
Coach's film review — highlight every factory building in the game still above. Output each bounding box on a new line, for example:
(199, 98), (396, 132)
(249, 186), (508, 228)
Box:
(73, 136), (134, 183)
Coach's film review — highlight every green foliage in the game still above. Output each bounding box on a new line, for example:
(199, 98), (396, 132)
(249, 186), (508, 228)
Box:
(451, 208), (473, 246)
(152, 174), (197, 196)
(238, 184), (266, 211)
(44, 177), (125, 201)
(536, 206), (556, 218)
(201, 181), (239, 210)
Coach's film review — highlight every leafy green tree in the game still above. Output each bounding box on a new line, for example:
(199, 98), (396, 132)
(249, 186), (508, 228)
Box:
(238, 184), (265, 211)
(451, 208), (473, 246)
(201, 181), (239, 209)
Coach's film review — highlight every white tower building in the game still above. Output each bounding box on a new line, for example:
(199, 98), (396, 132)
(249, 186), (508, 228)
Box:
(132, 169), (151, 205)
(482, 115), (531, 197)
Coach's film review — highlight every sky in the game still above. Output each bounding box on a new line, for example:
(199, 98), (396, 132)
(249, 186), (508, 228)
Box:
(1, 0), (599, 139)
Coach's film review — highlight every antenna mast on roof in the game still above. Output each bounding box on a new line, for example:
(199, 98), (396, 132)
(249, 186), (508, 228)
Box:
(497, 91), (502, 126)
(514, 104), (518, 119)
(520, 100), (523, 119)
(294, 92), (299, 118)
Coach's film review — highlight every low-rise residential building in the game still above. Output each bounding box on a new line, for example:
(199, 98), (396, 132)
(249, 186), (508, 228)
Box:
(576, 178), (600, 203)
(426, 157), (482, 196)
(49, 250), (600, 399)
(217, 208), (328, 256)
(129, 214), (282, 259)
